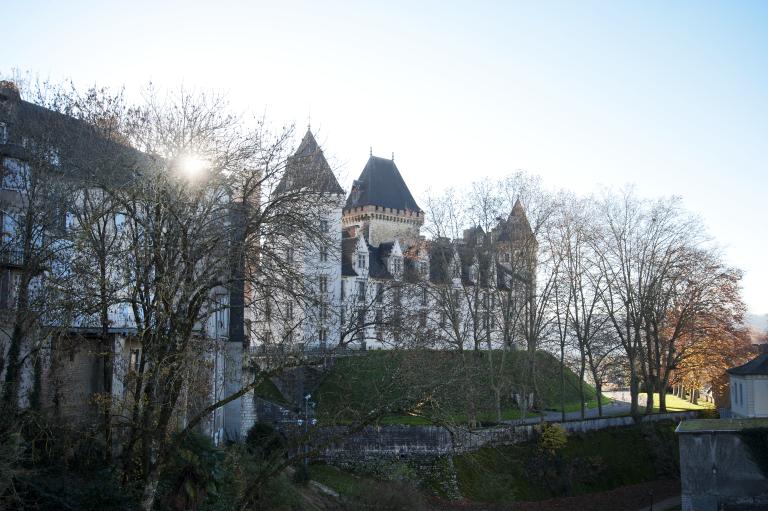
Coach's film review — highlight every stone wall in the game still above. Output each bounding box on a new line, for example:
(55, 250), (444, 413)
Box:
(312, 411), (697, 459)
(679, 430), (768, 511)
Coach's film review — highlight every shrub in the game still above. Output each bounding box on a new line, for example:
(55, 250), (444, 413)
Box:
(245, 423), (286, 462)
(158, 432), (224, 511)
(538, 422), (567, 456)
(292, 463), (310, 485)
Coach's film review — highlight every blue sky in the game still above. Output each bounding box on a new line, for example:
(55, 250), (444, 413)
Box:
(2, 0), (767, 316)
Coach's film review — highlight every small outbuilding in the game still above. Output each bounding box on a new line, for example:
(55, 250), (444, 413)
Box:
(727, 353), (768, 418)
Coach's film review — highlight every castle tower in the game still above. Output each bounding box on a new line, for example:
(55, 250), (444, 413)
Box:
(342, 155), (424, 247)
(274, 129), (345, 348)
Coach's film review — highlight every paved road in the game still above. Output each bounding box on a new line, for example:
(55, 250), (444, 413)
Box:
(505, 390), (634, 425)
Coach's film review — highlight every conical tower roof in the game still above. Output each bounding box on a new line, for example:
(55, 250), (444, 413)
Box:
(497, 199), (533, 242)
(345, 155), (421, 212)
(276, 129), (344, 195)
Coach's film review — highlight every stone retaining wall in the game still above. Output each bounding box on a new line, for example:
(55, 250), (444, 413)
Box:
(314, 411), (698, 459)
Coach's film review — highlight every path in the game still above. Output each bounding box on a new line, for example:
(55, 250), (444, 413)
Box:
(504, 390), (634, 425)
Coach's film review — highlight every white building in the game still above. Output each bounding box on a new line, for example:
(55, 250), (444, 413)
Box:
(728, 353), (768, 418)
(254, 130), (537, 355)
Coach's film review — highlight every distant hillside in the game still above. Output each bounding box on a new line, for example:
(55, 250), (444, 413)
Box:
(745, 312), (767, 343)
(312, 350), (599, 425)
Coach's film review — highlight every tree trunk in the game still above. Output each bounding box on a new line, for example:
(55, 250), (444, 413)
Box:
(579, 356), (586, 420)
(629, 364), (640, 421)
(595, 381), (603, 417)
(100, 276), (113, 463)
(140, 466), (160, 511)
(645, 381), (654, 413)
(560, 339), (566, 422)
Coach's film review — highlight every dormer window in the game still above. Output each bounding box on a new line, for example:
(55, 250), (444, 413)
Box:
(419, 261), (429, 276)
(392, 256), (402, 274)
(357, 253), (367, 269)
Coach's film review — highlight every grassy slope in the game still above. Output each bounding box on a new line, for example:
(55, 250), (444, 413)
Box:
(454, 421), (679, 503)
(312, 350), (600, 425)
(640, 392), (715, 412)
(254, 376), (290, 406)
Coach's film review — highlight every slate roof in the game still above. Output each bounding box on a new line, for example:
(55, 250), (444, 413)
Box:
(429, 241), (455, 285)
(497, 199), (534, 243)
(1, 82), (151, 186)
(727, 354), (768, 376)
(345, 155), (421, 212)
(341, 237), (359, 277)
(368, 244), (393, 279)
(276, 129), (344, 195)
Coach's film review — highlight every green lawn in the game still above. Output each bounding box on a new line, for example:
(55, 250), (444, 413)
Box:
(308, 463), (370, 498)
(253, 376), (290, 405)
(639, 393), (714, 412)
(312, 350), (598, 426)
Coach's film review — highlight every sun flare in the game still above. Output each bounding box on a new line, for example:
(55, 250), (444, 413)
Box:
(179, 154), (207, 179)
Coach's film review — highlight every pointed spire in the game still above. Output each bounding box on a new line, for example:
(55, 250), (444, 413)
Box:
(391, 152), (395, 162)
(370, 146), (372, 157)
(276, 128), (344, 195)
(511, 199), (525, 216)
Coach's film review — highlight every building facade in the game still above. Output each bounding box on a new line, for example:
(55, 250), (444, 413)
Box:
(728, 353), (768, 418)
(253, 129), (537, 355)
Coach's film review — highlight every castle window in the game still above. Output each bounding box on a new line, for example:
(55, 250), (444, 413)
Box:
(419, 261), (428, 276)
(2, 158), (29, 191)
(320, 247), (328, 262)
(341, 280), (345, 300)
(319, 275), (328, 294)
(421, 288), (428, 306)
(376, 283), (384, 303)
(318, 328), (327, 344)
(286, 247), (294, 264)
(355, 310), (365, 341)
(319, 302), (328, 321)
(129, 349), (141, 372)
(286, 301), (294, 320)
(319, 220), (328, 232)
(392, 256), (402, 274)
(357, 281), (366, 302)
(0, 123), (7, 144)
